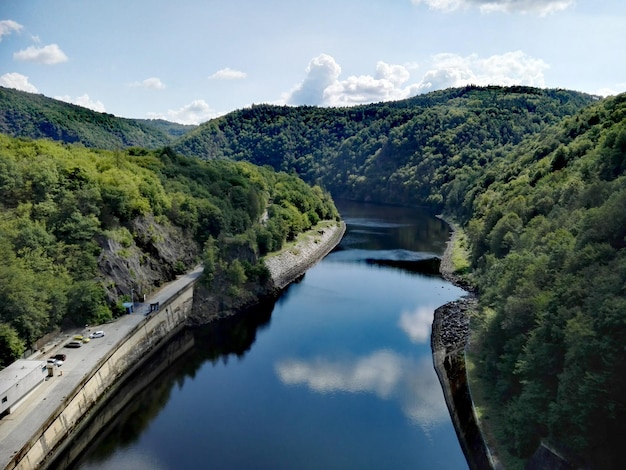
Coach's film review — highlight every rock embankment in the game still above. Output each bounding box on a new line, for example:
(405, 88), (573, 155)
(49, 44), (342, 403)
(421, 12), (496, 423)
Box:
(432, 219), (498, 470)
(433, 296), (474, 354)
(264, 221), (346, 290)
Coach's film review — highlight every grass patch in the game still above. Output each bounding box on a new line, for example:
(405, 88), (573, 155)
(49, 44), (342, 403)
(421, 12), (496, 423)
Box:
(265, 220), (336, 260)
(450, 227), (471, 275)
(103, 227), (134, 248)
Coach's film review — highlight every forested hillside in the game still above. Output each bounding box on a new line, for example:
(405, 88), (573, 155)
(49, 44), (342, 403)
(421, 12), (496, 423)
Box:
(0, 135), (337, 366)
(460, 93), (626, 468)
(173, 86), (597, 209)
(0, 86), (194, 149)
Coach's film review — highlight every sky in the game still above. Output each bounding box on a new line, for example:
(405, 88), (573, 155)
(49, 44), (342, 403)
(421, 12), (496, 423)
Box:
(1, 0), (625, 125)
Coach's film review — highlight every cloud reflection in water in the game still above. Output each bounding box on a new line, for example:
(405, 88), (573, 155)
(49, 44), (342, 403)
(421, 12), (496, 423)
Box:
(275, 349), (448, 429)
(398, 306), (436, 344)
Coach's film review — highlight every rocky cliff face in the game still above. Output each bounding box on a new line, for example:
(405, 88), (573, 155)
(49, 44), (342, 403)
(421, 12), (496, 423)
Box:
(97, 215), (200, 305)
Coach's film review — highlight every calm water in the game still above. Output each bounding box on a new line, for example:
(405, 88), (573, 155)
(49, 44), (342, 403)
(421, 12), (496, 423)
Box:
(69, 201), (468, 470)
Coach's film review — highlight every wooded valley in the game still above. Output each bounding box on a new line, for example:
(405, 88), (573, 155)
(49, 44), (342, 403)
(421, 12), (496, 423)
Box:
(1, 84), (624, 468)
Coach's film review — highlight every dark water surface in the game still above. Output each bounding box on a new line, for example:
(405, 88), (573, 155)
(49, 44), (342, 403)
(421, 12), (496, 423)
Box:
(70, 202), (468, 470)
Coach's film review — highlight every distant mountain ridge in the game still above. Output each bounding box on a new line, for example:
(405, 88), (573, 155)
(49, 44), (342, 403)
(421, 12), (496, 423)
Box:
(0, 86), (196, 149)
(172, 85), (598, 210)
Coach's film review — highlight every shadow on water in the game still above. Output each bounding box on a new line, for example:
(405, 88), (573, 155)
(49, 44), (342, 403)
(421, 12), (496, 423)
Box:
(53, 299), (277, 470)
(364, 257), (442, 275)
(334, 200), (450, 256)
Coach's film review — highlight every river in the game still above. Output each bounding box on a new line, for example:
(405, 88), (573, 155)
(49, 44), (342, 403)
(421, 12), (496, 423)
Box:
(64, 201), (468, 470)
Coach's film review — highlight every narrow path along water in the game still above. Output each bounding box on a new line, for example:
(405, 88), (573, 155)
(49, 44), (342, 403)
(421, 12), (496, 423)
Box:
(67, 201), (469, 470)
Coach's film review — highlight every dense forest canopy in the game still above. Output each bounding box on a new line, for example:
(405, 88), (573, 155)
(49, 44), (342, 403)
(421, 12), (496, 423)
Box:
(0, 134), (337, 366)
(460, 93), (626, 468)
(1, 85), (624, 467)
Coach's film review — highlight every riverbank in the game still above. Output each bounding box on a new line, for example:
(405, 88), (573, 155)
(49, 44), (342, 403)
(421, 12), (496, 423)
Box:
(264, 220), (346, 290)
(432, 217), (500, 470)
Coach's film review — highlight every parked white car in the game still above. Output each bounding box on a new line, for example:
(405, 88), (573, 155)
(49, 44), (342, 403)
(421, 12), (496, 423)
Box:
(89, 330), (105, 339)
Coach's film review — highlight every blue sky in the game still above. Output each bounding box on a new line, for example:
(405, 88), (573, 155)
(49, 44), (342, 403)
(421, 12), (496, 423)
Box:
(1, 0), (625, 124)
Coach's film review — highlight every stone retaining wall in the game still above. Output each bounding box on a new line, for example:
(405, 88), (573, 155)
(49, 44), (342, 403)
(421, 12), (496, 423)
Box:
(265, 221), (346, 290)
(46, 331), (195, 469)
(7, 221), (346, 470)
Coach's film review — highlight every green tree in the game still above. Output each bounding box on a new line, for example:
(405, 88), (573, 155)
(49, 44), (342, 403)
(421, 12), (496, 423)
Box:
(66, 281), (112, 325)
(0, 323), (26, 365)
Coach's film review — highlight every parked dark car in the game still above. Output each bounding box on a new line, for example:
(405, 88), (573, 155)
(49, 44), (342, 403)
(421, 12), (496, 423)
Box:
(53, 354), (66, 361)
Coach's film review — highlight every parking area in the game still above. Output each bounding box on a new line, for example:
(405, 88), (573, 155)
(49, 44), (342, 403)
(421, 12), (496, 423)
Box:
(0, 311), (145, 467)
(0, 266), (203, 469)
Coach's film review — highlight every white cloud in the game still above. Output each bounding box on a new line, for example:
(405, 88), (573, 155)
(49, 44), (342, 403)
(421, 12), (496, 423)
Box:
(415, 51), (548, 92)
(286, 55), (416, 107)
(411, 0), (465, 12)
(323, 61), (415, 106)
(411, 0), (575, 15)
(130, 77), (166, 90)
(0, 73), (38, 93)
(275, 350), (449, 428)
(286, 53), (342, 105)
(0, 20), (23, 41)
(14, 44), (68, 65)
(147, 99), (218, 125)
(595, 84), (626, 98)
(55, 94), (106, 113)
(375, 61), (411, 86)
(284, 51), (548, 107)
(209, 67), (247, 80)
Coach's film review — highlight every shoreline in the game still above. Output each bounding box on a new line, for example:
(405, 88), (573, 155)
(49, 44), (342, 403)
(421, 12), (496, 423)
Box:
(264, 220), (346, 290)
(432, 217), (499, 470)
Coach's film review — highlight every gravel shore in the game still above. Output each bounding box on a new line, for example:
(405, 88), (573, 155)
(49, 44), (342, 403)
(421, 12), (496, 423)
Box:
(433, 216), (477, 353)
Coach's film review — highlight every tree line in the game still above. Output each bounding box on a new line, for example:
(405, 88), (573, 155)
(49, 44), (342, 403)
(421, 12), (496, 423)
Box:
(0, 86), (192, 149)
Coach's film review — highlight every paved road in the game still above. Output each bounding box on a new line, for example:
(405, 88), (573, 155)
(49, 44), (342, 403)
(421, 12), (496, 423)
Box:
(0, 266), (203, 469)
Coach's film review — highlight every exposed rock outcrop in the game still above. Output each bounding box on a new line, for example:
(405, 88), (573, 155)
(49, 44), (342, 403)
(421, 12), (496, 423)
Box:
(97, 215), (200, 305)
